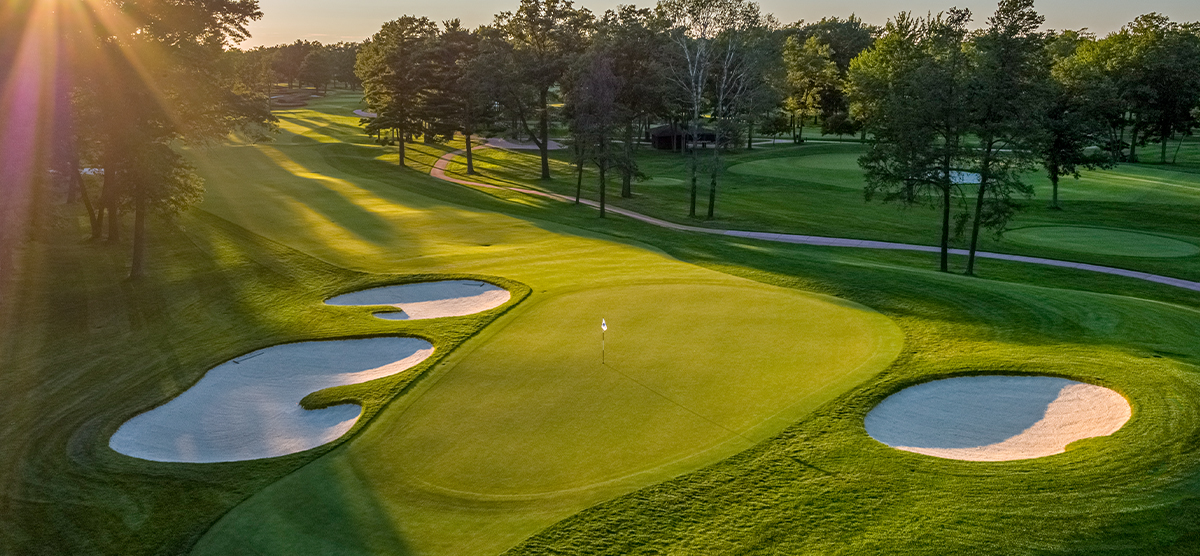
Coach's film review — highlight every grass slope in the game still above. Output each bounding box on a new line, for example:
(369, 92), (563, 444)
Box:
(188, 93), (903, 556)
(0, 206), (524, 555)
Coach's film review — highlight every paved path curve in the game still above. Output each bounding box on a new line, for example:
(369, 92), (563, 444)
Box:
(431, 147), (1200, 294)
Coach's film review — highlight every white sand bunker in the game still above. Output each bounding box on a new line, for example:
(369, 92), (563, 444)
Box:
(110, 337), (433, 463)
(865, 376), (1130, 462)
(326, 280), (510, 320)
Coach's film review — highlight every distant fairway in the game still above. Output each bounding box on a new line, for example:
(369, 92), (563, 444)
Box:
(1007, 226), (1200, 258)
(639, 176), (684, 187)
(728, 153), (864, 189)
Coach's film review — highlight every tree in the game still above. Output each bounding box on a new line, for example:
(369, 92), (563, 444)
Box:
(356, 16), (438, 168)
(658, 0), (764, 218)
(425, 21), (496, 174)
(570, 54), (621, 217)
(961, 0), (1050, 276)
(706, 8), (776, 219)
(849, 9), (974, 272)
(274, 40), (315, 87)
(63, 0), (267, 279)
(1038, 30), (1114, 209)
(495, 0), (594, 179)
(299, 47), (334, 92)
(1123, 15), (1200, 163)
(327, 42), (362, 89)
(790, 15), (879, 136)
(593, 6), (671, 198)
(783, 35), (838, 143)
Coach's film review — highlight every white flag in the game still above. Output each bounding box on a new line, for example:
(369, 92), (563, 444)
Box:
(601, 318), (607, 331)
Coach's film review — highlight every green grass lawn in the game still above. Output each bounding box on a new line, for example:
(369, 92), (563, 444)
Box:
(6, 90), (1200, 555)
(457, 138), (1200, 282)
(1006, 226), (1200, 258)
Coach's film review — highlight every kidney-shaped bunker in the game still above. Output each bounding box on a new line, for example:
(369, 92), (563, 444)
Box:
(865, 375), (1131, 461)
(110, 337), (433, 463)
(326, 280), (510, 320)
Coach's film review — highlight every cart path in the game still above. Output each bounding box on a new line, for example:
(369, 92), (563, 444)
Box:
(430, 146), (1200, 293)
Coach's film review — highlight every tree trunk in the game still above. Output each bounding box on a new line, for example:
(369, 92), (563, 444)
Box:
(621, 121), (634, 198)
(965, 154), (991, 277)
(707, 149), (719, 220)
(1128, 121), (1139, 162)
(598, 158), (607, 219)
(397, 132), (406, 168)
(538, 88), (551, 180)
(575, 155), (584, 204)
(70, 155), (98, 232)
(940, 182), (951, 273)
(101, 152), (120, 242)
(465, 114), (476, 174)
(129, 180), (146, 280)
(746, 121), (753, 150)
(688, 118), (699, 218)
(1161, 130), (1169, 163)
(688, 164), (698, 218)
(1049, 165), (1061, 210)
(465, 132), (475, 174)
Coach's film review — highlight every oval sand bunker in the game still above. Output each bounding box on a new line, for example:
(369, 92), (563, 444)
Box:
(865, 376), (1130, 461)
(110, 337), (433, 463)
(326, 280), (510, 320)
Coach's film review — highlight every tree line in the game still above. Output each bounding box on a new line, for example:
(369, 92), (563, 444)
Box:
(8, 0), (1199, 281)
(352, 0), (1199, 274)
(2, 0), (273, 282)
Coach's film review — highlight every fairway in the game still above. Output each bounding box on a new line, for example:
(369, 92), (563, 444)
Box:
(1006, 226), (1200, 258)
(728, 152), (865, 189)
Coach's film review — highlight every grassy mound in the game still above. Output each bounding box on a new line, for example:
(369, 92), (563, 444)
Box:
(1006, 226), (1200, 258)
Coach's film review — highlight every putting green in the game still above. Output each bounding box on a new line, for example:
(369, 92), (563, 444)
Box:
(640, 176), (684, 186)
(195, 281), (901, 556)
(1006, 226), (1200, 258)
(729, 153), (864, 189)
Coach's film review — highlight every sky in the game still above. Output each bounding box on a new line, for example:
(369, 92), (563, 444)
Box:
(242, 0), (1200, 47)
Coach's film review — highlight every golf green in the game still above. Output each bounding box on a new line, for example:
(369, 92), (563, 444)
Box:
(1006, 226), (1200, 258)
(185, 96), (902, 556)
(195, 281), (901, 555)
(728, 153), (864, 189)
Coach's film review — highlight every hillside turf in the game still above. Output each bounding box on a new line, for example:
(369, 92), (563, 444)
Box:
(5, 90), (1200, 556)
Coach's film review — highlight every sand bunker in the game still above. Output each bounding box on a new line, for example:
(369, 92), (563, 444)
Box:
(326, 280), (510, 320)
(110, 337), (433, 463)
(865, 375), (1130, 461)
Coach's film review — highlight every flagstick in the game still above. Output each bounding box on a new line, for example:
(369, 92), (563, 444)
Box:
(601, 318), (607, 365)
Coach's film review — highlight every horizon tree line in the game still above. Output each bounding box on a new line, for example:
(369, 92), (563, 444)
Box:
(8, 0), (1200, 282)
